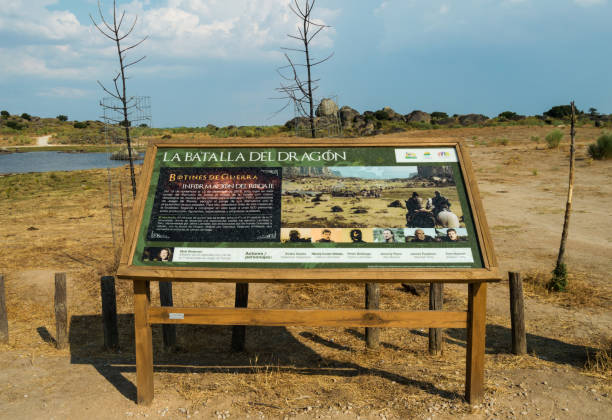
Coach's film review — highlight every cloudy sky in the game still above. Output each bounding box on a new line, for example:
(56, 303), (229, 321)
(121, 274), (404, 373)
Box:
(1, 0), (610, 127)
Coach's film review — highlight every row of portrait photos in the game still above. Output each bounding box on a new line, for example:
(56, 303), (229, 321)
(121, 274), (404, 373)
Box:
(281, 228), (468, 244)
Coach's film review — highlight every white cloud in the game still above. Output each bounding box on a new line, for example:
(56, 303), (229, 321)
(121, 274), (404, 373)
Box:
(0, 0), (339, 83)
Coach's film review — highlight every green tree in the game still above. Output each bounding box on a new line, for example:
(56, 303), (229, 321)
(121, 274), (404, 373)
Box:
(57, 115), (68, 121)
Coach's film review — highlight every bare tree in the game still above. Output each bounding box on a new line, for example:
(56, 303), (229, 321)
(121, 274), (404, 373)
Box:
(549, 101), (576, 291)
(91, 0), (148, 198)
(275, 0), (333, 138)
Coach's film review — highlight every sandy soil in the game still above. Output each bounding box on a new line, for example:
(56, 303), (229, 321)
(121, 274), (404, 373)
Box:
(0, 127), (611, 419)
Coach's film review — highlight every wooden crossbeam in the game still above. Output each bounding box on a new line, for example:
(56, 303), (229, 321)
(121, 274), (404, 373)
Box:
(148, 307), (468, 328)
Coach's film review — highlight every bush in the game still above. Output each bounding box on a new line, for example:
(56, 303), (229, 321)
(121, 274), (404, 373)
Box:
(374, 110), (390, 120)
(498, 111), (520, 121)
(0, 110), (9, 117)
(57, 115), (68, 121)
(543, 105), (582, 120)
(545, 130), (563, 149)
(20, 113), (31, 121)
(5, 120), (23, 130)
(587, 133), (612, 160)
(547, 263), (568, 292)
(73, 121), (87, 129)
(431, 111), (448, 120)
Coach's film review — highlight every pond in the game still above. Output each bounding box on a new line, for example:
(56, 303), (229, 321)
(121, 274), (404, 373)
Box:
(0, 151), (143, 174)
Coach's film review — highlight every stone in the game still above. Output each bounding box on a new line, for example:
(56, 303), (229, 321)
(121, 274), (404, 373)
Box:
(315, 98), (339, 117)
(331, 206), (343, 212)
(339, 106), (360, 128)
(433, 117), (456, 126)
(405, 110), (431, 123)
(458, 113), (489, 126)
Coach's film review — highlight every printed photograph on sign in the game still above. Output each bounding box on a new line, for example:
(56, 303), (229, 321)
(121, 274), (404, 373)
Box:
(281, 165), (463, 229)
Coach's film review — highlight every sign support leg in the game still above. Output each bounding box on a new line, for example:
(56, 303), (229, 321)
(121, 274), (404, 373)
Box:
(134, 280), (153, 405)
(465, 282), (487, 404)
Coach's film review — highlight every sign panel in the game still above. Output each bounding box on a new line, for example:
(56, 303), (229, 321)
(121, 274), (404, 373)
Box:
(129, 144), (486, 269)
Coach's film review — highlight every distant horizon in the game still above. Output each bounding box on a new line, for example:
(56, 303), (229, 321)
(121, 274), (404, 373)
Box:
(2, 1), (611, 127)
(329, 166), (419, 180)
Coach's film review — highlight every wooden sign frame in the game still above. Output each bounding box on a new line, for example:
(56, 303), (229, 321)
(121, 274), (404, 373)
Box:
(116, 138), (500, 406)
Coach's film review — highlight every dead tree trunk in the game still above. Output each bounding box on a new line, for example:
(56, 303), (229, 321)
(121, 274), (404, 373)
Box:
(91, 0), (148, 198)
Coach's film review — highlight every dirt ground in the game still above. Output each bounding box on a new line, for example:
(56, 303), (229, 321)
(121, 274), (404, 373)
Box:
(1, 125), (611, 419)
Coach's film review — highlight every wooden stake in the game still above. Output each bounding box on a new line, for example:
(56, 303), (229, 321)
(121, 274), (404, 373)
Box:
(508, 272), (527, 355)
(231, 283), (249, 352)
(365, 283), (380, 349)
(119, 180), (126, 242)
(465, 282), (487, 405)
(159, 282), (176, 350)
(54, 272), (68, 349)
(134, 280), (153, 405)
(0, 274), (8, 344)
(429, 282), (444, 355)
(101, 276), (119, 350)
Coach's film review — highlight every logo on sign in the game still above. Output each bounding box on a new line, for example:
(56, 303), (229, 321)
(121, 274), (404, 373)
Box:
(423, 152), (432, 159)
(405, 152), (417, 159)
(437, 151), (451, 158)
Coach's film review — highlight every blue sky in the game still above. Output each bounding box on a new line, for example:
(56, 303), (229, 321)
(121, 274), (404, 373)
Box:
(1, 0), (611, 127)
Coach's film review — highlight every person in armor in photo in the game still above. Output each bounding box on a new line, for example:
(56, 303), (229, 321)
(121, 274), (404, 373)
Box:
(432, 190), (451, 217)
(405, 192), (424, 216)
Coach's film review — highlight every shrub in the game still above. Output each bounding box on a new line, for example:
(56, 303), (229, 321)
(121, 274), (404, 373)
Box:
(57, 115), (68, 121)
(498, 111), (519, 120)
(73, 121), (87, 129)
(5, 120), (23, 130)
(20, 113), (31, 121)
(431, 111), (448, 120)
(530, 136), (540, 143)
(587, 133), (612, 160)
(543, 105), (582, 120)
(545, 130), (563, 149)
(547, 263), (568, 292)
(139, 123), (148, 128)
(0, 110), (9, 117)
(374, 110), (390, 120)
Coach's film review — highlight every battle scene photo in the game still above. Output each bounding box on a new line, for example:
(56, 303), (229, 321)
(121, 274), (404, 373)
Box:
(281, 166), (465, 229)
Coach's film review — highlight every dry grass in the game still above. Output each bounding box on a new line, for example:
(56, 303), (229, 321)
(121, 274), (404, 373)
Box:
(585, 340), (612, 376)
(522, 270), (612, 309)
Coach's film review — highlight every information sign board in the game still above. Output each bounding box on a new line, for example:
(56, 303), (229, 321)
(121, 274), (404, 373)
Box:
(118, 138), (498, 281)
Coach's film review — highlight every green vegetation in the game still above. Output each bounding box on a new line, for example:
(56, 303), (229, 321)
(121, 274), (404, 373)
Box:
(20, 113), (31, 121)
(547, 263), (568, 292)
(545, 129), (564, 149)
(73, 121), (88, 129)
(57, 115), (68, 121)
(0, 110), (9, 117)
(430, 111), (448, 120)
(587, 133), (612, 160)
(543, 105), (581, 119)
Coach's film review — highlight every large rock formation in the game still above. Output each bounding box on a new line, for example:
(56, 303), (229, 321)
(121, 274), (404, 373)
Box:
(339, 106), (359, 128)
(405, 110), (431, 123)
(458, 114), (489, 126)
(316, 98), (339, 117)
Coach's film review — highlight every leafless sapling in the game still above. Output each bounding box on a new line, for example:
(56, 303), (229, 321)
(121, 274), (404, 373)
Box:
(91, 0), (148, 198)
(549, 101), (576, 291)
(275, 0), (333, 138)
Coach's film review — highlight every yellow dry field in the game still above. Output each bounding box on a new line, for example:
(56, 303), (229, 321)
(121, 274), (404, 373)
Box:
(0, 125), (611, 419)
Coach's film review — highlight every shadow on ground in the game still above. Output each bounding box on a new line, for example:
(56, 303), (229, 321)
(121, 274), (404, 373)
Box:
(58, 314), (597, 404)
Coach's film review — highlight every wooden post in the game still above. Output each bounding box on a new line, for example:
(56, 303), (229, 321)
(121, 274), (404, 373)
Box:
(100, 276), (119, 350)
(54, 273), (68, 349)
(365, 283), (380, 349)
(0, 274), (8, 344)
(231, 283), (249, 352)
(134, 280), (153, 405)
(159, 282), (176, 350)
(508, 272), (527, 355)
(428, 283), (443, 355)
(465, 282), (487, 405)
